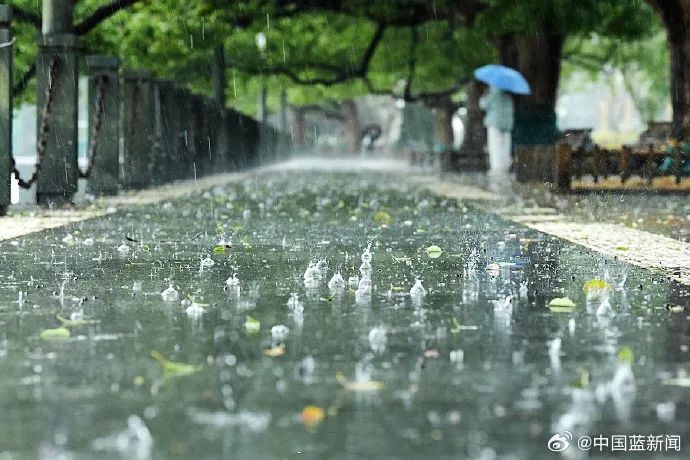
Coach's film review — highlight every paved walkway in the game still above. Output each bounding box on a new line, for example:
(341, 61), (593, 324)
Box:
(3, 157), (690, 285)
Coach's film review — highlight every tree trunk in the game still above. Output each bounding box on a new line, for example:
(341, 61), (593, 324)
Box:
(212, 46), (226, 107)
(648, 0), (690, 138)
(292, 107), (306, 147)
(280, 88), (288, 132)
(500, 31), (564, 147)
(342, 100), (361, 154)
(257, 84), (267, 122)
(431, 95), (455, 152)
(462, 80), (487, 158)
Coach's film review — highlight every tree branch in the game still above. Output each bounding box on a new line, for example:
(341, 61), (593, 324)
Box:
(74, 0), (143, 36)
(9, 5), (41, 29)
(227, 22), (387, 86)
(296, 103), (344, 120)
(403, 25), (419, 100)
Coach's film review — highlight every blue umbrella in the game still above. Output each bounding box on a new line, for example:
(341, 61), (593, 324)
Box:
(474, 64), (531, 95)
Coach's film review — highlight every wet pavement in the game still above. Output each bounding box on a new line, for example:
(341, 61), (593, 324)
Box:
(0, 165), (689, 459)
(441, 173), (690, 243)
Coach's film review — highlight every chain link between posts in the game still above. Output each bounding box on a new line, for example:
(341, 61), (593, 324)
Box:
(78, 75), (108, 179)
(11, 56), (60, 189)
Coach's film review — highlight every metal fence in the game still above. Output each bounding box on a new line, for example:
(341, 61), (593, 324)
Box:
(0, 5), (291, 215)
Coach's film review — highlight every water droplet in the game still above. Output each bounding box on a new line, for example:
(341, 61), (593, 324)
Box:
(161, 284), (179, 302)
(409, 279), (427, 299)
(328, 272), (345, 291)
(271, 324), (289, 341)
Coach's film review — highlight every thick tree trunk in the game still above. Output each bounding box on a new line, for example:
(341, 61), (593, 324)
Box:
(292, 107), (306, 147)
(499, 31), (564, 147)
(462, 80), (487, 157)
(257, 85), (267, 122)
(212, 46), (226, 107)
(280, 88), (288, 132)
(648, 0), (690, 138)
(669, 40), (686, 137)
(342, 100), (361, 154)
(685, 32), (690, 137)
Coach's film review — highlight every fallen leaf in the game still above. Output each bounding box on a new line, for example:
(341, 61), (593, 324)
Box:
(451, 318), (479, 333)
(56, 314), (99, 327)
(263, 344), (286, 357)
(570, 370), (590, 389)
(150, 351), (202, 376)
(335, 372), (384, 392)
(617, 346), (634, 365)
(374, 210), (393, 225)
(425, 245), (443, 258)
(244, 316), (261, 334)
(583, 279), (611, 294)
(663, 377), (690, 387)
(424, 349), (440, 359)
(548, 297), (576, 313)
(301, 405), (325, 429)
(40, 327), (71, 340)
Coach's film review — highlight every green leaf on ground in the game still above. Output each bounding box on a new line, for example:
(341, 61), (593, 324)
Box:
(617, 346), (634, 365)
(570, 370), (590, 389)
(150, 351), (202, 376)
(244, 316), (261, 334)
(426, 245), (443, 258)
(549, 297), (576, 312)
(374, 210), (393, 225)
(56, 315), (99, 327)
(40, 327), (71, 340)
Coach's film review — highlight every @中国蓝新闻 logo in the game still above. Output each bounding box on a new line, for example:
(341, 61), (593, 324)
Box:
(547, 431), (573, 452)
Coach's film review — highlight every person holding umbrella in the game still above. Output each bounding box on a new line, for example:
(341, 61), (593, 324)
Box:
(474, 65), (531, 174)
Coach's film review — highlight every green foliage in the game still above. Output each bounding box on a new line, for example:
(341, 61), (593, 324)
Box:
(562, 29), (670, 123)
(476, 0), (656, 39)
(4, 0), (669, 121)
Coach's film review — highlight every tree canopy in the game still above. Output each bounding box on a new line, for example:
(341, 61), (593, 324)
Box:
(5, 0), (667, 125)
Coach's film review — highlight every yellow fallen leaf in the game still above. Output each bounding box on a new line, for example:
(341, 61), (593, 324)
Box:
(40, 327), (71, 340)
(335, 372), (384, 392)
(56, 314), (99, 327)
(583, 279), (610, 294)
(451, 318), (479, 333)
(301, 405), (325, 429)
(263, 344), (285, 357)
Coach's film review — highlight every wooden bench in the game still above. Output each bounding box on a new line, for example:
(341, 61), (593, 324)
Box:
(554, 142), (687, 191)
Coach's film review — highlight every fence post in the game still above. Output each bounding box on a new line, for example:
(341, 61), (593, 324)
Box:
(156, 80), (176, 183)
(620, 146), (631, 184)
(35, 33), (78, 206)
(212, 107), (230, 173)
(179, 88), (194, 179)
(553, 144), (572, 192)
(0, 6), (11, 216)
(149, 80), (165, 185)
(122, 69), (153, 189)
(674, 142), (682, 185)
(195, 97), (211, 176)
(85, 55), (119, 196)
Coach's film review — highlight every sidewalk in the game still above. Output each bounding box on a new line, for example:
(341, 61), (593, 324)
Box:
(412, 171), (690, 285)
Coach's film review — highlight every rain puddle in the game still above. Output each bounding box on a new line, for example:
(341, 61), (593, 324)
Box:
(0, 170), (688, 458)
